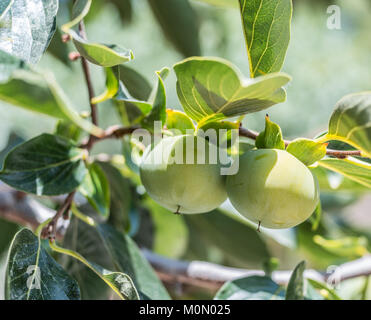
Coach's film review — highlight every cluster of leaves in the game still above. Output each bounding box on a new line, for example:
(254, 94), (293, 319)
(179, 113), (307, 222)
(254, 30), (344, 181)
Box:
(0, 0), (369, 300)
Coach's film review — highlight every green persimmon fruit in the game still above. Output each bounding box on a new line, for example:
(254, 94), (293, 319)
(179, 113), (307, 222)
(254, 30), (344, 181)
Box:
(226, 149), (319, 229)
(140, 134), (227, 214)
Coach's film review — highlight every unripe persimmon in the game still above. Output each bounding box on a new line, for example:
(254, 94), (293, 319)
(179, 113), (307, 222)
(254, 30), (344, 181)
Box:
(226, 149), (319, 229)
(140, 135), (227, 214)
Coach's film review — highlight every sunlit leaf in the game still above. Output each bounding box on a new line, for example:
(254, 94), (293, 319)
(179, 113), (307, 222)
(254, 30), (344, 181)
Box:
(165, 109), (195, 134)
(324, 92), (371, 158)
(174, 57), (290, 122)
(239, 0), (292, 77)
(318, 157), (371, 188)
(255, 115), (285, 150)
(287, 138), (327, 166)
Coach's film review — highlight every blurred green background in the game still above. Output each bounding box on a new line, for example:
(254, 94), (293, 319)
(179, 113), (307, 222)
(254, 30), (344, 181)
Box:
(0, 0), (371, 299)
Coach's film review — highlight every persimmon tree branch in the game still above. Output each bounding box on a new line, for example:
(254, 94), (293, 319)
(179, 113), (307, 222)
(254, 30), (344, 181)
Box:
(42, 20), (97, 239)
(1, 183), (370, 291)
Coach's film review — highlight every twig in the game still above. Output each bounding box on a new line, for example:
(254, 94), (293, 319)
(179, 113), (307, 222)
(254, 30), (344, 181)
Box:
(79, 20), (98, 150)
(41, 191), (75, 240)
(1, 185), (371, 290)
(238, 127), (362, 158)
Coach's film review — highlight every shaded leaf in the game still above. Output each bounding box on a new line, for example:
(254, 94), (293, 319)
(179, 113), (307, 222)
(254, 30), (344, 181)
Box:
(324, 92), (371, 158)
(141, 68), (169, 130)
(239, 0), (292, 77)
(185, 210), (270, 267)
(318, 157), (371, 188)
(47, 28), (71, 66)
(174, 57), (290, 122)
(198, 120), (239, 149)
(0, 218), (18, 257)
(6, 229), (80, 300)
(55, 120), (83, 143)
(148, 0), (201, 57)
(0, 0), (58, 63)
(287, 138), (327, 166)
(0, 134), (87, 195)
(214, 276), (285, 300)
(79, 163), (110, 219)
(118, 65), (152, 101)
(145, 198), (189, 258)
(285, 261), (305, 300)
(97, 223), (170, 299)
(51, 236), (139, 300)
(255, 115), (285, 150)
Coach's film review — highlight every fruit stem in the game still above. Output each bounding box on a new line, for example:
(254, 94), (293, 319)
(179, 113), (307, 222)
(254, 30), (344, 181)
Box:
(257, 221), (261, 232)
(174, 205), (181, 215)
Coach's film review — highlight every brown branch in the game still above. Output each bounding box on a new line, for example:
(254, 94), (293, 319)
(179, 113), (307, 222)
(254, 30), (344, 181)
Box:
(1, 185), (371, 290)
(79, 20), (98, 150)
(238, 127), (362, 158)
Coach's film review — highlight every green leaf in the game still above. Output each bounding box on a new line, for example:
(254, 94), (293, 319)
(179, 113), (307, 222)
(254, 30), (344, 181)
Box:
(313, 235), (369, 258)
(214, 276), (285, 300)
(287, 138), (327, 166)
(148, 0), (201, 57)
(5, 228), (80, 300)
(70, 30), (134, 67)
(55, 120), (83, 143)
(0, 134), (87, 196)
(97, 224), (170, 299)
(185, 210), (270, 267)
(307, 279), (342, 300)
(0, 218), (18, 257)
(0, 0), (13, 20)
(141, 68), (169, 131)
(239, 0), (292, 77)
(61, 0), (92, 33)
(118, 65), (152, 101)
(47, 28), (71, 66)
(79, 163), (110, 219)
(166, 109), (195, 134)
(197, 120), (239, 149)
(98, 162), (133, 232)
(324, 92), (371, 158)
(115, 93), (153, 126)
(310, 166), (369, 193)
(0, 70), (104, 137)
(145, 198), (189, 258)
(318, 157), (371, 188)
(92, 67), (120, 104)
(174, 57), (291, 122)
(285, 261), (305, 300)
(0, 0), (58, 63)
(50, 237), (139, 300)
(255, 115), (285, 149)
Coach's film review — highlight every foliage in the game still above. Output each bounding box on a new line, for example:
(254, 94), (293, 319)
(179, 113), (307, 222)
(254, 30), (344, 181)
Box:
(0, 0), (369, 301)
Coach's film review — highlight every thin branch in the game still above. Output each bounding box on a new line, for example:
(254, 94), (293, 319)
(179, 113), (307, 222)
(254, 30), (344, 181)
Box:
(1, 185), (370, 291)
(238, 127), (362, 158)
(79, 20), (98, 150)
